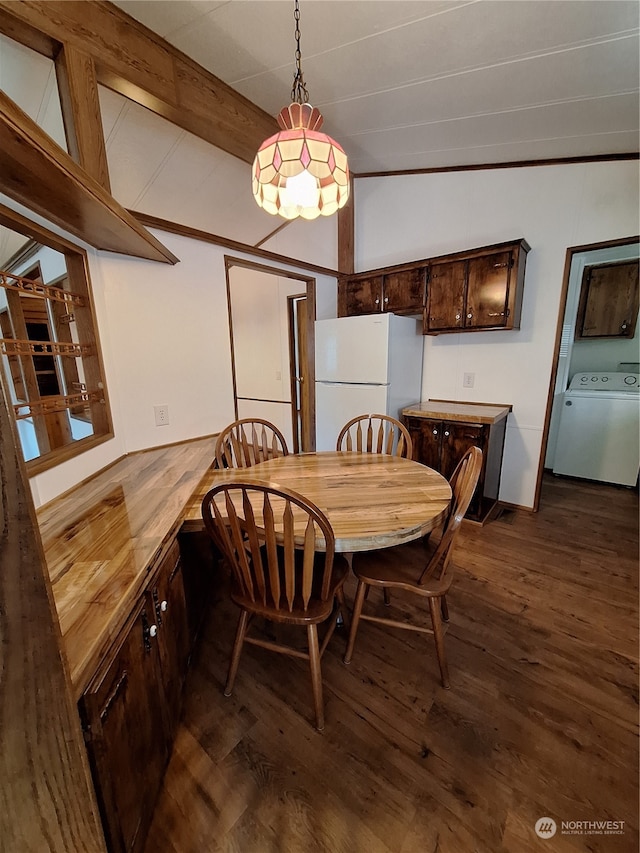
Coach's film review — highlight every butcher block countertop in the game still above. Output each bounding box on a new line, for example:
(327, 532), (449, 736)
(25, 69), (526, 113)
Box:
(402, 400), (512, 424)
(37, 435), (217, 699)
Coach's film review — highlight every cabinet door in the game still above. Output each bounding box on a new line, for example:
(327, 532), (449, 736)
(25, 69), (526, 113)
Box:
(338, 275), (383, 316)
(441, 422), (488, 519)
(576, 261), (639, 339)
(465, 251), (512, 328)
(80, 601), (167, 853)
(149, 540), (190, 744)
(425, 261), (466, 331)
(383, 268), (425, 314)
(405, 416), (443, 471)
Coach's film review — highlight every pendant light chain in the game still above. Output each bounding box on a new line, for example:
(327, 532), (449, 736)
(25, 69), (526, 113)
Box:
(290, 0), (310, 105)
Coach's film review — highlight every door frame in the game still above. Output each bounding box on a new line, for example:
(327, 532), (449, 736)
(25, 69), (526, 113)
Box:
(224, 256), (317, 451)
(536, 234), (639, 510)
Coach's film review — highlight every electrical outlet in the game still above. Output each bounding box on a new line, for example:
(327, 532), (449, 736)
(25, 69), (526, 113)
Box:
(463, 372), (475, 388)
(154, 405), (169, 426)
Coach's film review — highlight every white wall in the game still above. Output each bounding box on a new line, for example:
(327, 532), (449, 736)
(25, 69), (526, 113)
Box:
(28, 226), (338, 507)
(355, 160), (640, 508)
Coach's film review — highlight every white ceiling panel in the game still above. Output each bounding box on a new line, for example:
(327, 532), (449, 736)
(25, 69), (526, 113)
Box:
(0, 34), (67, 150)
(112, 0), (639, 173)
(98, 86), (283, 244)
(98, 87), (185, 208)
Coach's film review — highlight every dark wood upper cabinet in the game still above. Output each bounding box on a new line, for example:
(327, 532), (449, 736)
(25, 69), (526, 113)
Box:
(425, 240), (529, 334)
(338, 274), (383, 315)
(383, 267), (426, 313)
(466, 250), (514, 328)
(338, 239), (529, 335)
(338, 267), (426, 317)
(576, 260), (639, 339)
(424, 260), (466, 330)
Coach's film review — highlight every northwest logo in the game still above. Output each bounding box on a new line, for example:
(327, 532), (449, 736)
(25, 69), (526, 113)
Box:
(535, 817), (557, 839)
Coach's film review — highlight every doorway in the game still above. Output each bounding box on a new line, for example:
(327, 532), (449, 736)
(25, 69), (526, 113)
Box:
(225, 257), (316, 452)
(538, 236), (639, 505)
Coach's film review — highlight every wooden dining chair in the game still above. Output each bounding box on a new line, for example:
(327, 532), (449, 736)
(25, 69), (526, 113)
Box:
(201, 480), (349, 731)
(214, 418), (289, 469)
(336, 413), (413, 458)
(343, 446), (483, 688)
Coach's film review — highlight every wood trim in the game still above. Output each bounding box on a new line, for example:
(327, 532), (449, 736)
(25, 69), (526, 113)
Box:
(0, 202), (116, 476)
(254, 220), (292, 249)
(55, 44), (111, 192)
(0, 365), (107, 852)
(224, 256), (317, 451)
(356, 152), (640, 179)
(534, 234), (640, 511)
(0, 90), (178, 263)
(135, 211), (340, 277)
(337, 178), (355, 274)
(0, 0), (278, 165)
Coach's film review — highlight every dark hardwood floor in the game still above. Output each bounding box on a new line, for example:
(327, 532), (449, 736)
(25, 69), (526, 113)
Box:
(145, 474), (639, 853)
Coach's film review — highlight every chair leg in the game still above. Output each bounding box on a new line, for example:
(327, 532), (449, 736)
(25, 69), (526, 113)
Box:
(224, 609), (249, 697)
(344, 580), (367, 665)
(307, 624), (324, 732)
(428, 597), (450, 689)
(383, 587), (391, 606)
(441, 595), (449, 622)
(336, 586), (350, 632)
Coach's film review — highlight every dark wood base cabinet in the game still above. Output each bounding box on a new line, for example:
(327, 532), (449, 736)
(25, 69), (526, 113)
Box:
(79, 535), (215, 853)
(402, 402), (510, 523)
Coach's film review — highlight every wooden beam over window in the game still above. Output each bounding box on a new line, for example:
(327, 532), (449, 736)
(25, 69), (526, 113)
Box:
(0, 89), (178, 263)
(0, 0), (279, 165)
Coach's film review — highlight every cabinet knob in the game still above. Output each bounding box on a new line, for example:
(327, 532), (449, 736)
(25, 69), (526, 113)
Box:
(432, 429), (438, 435)
(375, 298), (380, 305)
(149, 624), (158, 638)
(160, 600), (168, 612)
(455, 314), (461, 321)
(621, 323), (628, 330)
(467, 313), (473, 319)
(444, 431), (450, 436)
(384, 296), (389, 303)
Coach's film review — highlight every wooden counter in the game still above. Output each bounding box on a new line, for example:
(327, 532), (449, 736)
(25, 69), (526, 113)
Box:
(401, 400), (511, 424)
(38, 436), (217, 698)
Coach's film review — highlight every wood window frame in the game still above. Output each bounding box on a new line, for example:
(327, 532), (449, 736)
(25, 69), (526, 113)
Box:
(0, 202), (113, 476)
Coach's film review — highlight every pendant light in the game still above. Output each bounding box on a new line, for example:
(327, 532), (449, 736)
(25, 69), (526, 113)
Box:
(252, 0), (350, 221)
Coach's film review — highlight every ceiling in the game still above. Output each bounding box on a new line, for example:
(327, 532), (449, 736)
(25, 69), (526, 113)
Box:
(111, 0), (640, 175)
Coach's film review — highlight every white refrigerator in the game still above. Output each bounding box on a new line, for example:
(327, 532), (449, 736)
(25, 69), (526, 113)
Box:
(315, 313), (424, 451)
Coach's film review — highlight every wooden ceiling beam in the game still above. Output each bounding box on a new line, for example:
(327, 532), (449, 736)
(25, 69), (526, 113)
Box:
(0, 0), (279, 165)
(55, 44), (112, 193)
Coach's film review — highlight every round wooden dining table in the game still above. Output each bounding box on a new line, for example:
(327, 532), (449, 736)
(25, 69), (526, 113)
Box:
(183, 451), (452, 552)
